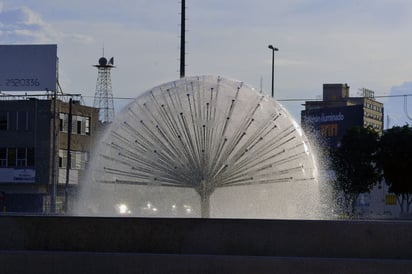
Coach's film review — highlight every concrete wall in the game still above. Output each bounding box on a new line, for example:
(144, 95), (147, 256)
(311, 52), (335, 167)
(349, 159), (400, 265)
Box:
(0, 216), (411, 273)
(2, 251), (411, 274)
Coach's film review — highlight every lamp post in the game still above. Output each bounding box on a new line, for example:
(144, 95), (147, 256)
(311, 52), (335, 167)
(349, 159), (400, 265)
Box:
(268, 45), (278, 98)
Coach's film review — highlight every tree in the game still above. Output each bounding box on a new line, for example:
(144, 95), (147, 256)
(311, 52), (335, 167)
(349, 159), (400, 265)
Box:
(331, 126), (380, 216)
(377, 125), (412, 215)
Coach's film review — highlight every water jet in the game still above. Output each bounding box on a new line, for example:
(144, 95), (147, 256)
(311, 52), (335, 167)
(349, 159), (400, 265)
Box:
(77, 76), (321, 218)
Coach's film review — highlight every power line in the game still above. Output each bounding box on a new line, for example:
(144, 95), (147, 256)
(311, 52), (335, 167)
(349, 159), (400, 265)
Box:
(277, 94), (412, 102)
(80, 93), (412, 102)
(5, 92), (412, 102)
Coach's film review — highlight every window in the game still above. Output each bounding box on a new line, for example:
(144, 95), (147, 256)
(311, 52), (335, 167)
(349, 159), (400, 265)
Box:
(72, 151), (81, 169)
(0, 112), (9, 130)
(0, 147), (34, 168)
(59, 116), (64, 132)
(59, 113), (68, 132)
(85, 117), (90, 135)
(59, 149), (88, 170)
(7, 148), (16, 167)
(59, 113), (91, 135)
(77, 120), (82, 134)
(0, 148), (6, 167)
(27, 148), (35, 167)
(16, 148), (27, 167)
(58, 150), (66, 168)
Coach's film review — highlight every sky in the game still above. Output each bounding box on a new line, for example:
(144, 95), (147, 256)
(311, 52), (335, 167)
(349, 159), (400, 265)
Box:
(1, 0), (412, 126)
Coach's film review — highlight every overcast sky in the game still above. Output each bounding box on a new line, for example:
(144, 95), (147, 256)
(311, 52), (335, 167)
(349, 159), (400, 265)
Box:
(1, 0), (412, 126)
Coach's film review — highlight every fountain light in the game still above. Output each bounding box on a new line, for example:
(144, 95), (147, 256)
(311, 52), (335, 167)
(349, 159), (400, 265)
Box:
(116, 203), (130, 215)
(183, 205), (192, 214)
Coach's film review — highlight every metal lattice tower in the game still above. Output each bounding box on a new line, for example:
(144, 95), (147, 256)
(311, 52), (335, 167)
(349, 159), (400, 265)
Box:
(93, 56), (115, 123)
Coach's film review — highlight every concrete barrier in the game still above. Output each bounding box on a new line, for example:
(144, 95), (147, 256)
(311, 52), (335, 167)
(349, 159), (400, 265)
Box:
(0, 216), (411, 273)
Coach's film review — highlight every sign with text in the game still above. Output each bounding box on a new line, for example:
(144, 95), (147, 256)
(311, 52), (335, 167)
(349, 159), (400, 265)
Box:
(0, 44), (57, 91)
(0, 168), (35, 183)
(301, 105), (363, 147)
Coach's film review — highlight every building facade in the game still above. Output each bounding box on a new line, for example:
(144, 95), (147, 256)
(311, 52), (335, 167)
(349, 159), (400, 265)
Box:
(0, 97), (99, 213)
(300, 84), (405, 218)
(301, 84), (384, 148)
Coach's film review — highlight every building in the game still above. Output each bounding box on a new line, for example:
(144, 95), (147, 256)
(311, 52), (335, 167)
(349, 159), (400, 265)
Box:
(301, 84), (402, 218)
(301, 83), (384, 148)
(0, 96), (99, 213)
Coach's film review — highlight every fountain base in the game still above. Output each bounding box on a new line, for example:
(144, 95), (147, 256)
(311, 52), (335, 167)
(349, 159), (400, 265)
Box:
(0, 216), (411, 273)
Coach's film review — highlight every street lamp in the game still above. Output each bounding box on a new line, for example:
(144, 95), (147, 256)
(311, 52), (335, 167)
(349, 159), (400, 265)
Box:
(268, 45), (278, 98)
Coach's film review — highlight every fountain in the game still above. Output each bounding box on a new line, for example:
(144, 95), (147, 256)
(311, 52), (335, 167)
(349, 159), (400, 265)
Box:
(2, 76), (408, 273)
(76, 75), (322, 218)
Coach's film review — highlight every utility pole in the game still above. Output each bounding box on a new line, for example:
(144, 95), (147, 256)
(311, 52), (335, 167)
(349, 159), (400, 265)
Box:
(50, 89), (57, 213)
(64, 98), (73, 213)
(180, 0), (186, 78)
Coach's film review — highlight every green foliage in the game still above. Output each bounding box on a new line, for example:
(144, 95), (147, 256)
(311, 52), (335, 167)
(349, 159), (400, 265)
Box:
(378, 125), (412, 194)
(331, 126), (380, 214)
(331, 125), (412, 216)
(377, 125), (412, 213)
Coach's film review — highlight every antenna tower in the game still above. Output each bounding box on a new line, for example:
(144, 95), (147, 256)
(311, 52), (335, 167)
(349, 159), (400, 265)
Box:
(93, 55), (115, 123)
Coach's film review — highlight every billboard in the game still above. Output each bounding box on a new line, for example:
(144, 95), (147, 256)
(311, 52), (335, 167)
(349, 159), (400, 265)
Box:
(0, 44), (57, 92)
(301, 105), (364, 148)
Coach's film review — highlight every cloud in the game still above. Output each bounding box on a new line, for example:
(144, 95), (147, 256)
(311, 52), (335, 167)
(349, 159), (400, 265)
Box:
(0, 5), (51, 42)
(2, 0), (412, 123)
(0, 4), (93, 44)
